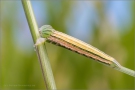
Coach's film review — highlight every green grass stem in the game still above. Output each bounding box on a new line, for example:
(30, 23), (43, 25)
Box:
(22, 0), (56, 89)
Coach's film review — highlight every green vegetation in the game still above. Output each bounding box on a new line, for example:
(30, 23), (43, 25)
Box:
(0, 0), (134, 89)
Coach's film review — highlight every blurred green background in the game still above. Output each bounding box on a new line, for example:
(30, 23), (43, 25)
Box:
(0, 0), (135, 90)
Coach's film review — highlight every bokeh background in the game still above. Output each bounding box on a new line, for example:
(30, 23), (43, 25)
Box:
(0, 0), (135, 90)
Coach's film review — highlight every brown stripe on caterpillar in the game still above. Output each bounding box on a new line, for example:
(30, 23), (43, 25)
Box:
(47, 35), (111, 65)
(52, 30), (115, 61)
(50, 32), (112, 65)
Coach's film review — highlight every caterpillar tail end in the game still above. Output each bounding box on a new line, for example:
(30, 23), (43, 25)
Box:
(111, 59), (135, 77)
(115, 65), (135, 77)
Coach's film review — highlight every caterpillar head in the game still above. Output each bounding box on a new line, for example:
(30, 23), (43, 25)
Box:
(39, 25), (54, 38)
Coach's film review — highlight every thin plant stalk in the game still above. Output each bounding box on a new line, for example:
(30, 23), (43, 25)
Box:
(21, 0), (56, 89)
